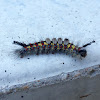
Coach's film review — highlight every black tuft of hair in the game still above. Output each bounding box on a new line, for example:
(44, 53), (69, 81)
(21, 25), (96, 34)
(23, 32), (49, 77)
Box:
(83, 40), (95, 47)
(13, 41), (27, 47)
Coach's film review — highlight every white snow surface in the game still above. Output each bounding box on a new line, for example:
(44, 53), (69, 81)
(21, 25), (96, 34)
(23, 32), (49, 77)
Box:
(0, 0), (100, 89)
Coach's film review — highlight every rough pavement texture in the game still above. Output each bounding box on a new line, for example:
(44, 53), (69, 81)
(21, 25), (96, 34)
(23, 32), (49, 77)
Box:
(0, 64), (100, 100)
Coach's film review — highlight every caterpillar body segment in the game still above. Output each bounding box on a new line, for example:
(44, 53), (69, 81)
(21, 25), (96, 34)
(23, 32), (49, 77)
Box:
(13, 38), (90, 58)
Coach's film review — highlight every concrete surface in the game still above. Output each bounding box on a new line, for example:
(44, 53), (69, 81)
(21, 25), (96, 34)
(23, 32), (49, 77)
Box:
(0, 65), (100, 100)
(0, 0), (100, 91)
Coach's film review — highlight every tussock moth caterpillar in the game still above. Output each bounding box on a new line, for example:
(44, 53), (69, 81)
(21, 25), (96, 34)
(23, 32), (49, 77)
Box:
(13, 38), (95, 59)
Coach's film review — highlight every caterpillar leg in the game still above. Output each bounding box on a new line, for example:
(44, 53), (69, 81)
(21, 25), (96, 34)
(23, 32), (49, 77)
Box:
(20, 51), (24, 58)
(71, 50), (77, 57)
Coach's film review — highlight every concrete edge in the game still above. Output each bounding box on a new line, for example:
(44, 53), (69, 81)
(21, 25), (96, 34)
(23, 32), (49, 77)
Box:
(0, 64), (100, 97)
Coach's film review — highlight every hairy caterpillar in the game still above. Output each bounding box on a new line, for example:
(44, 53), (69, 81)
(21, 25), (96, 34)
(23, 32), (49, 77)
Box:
(13, 38), (95, 59)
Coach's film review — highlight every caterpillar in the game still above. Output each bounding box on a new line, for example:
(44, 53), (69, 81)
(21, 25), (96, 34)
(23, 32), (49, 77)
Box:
(13, 38), (95, 59)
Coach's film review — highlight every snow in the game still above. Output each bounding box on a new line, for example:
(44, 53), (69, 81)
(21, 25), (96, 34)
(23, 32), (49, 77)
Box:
(0, 0), (100, 89)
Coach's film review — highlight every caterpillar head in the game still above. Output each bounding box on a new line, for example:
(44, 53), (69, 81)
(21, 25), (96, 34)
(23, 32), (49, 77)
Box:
(79, 49), (87, 58)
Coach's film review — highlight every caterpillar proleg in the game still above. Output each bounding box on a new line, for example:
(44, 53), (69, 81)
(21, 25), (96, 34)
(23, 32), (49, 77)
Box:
(13, 38), (95, 59)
